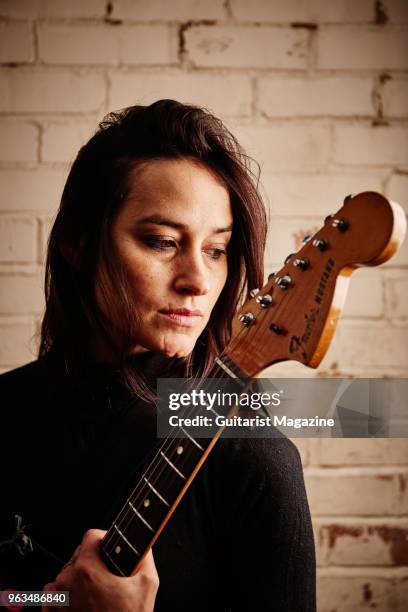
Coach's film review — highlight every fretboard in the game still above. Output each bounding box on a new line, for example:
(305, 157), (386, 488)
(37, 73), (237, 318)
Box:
(100, 355), (247, 576)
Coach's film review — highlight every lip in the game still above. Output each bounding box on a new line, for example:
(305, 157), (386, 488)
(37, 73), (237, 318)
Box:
(159, 308), (203, 328)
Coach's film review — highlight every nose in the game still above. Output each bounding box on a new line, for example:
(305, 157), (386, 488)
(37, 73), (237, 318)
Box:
(173, 248), (211, 296)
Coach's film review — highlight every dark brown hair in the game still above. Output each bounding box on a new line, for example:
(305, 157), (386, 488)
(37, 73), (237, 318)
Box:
(39, 100), (267, 396)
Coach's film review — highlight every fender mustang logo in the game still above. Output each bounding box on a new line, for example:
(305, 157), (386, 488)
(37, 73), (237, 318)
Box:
(289, 257), (335, 359)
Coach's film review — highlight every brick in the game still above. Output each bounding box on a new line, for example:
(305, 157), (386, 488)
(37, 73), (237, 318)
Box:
(38, 24), (176, 66)
(0, 0), (105, 19)
(316, 518), (408, 566)
(0, 217), (36, 262)
(387, 0), (408, 24)
(0, 321), (36, 366)
(0, 21), (34, 64)
(318, 26), (408, 71)
(111, 0), (226, 21)
(0, 169), (67, 213)
(234, 125), (331, 174)
(0, 272), (44, 315)
(304, 467), (408, 515)
(185, 25), (308, 69)
(258, 76), (373, 118)
(262, 172), (384, 217)
(0, 69), (105, 113)
(231, 0), (373, 23)
(317, 567), (408, 612)
(290, 438), (309, 467)
(383, 78), (408, 118)
(309, 439), (408, 466)
(264, 218), (325, 266)
(342, 268), (383, 318)
(384, 270), (408, 318)
(42, 121), (96, 164)
(109, 72), (252, 117)
(0, 121), (38, 162)
(386, 173), (408, 215)
(333, 125), (408, 167)
(39, 216), (53, 264)
(321, 322), (408, 370)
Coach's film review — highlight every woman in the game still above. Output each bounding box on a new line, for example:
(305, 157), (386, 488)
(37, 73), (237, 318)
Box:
(0, 100), (316, 611)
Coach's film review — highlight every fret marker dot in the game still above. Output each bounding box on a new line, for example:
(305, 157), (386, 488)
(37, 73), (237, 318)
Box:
(115, 545), (121, 554)
(144, 498), (150, 508)
(177, 446), (184, 454)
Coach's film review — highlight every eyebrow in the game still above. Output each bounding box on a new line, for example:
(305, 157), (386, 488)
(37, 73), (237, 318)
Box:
(136, 214), (233, 234)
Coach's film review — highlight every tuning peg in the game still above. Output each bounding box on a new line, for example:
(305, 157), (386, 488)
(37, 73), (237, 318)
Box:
(275, 274), (292, 290)
(312, 239), (329, 251)
(332, 218), (349, 232)
(302, 234), (312, 245)
(268, 272), (276, 281)
(293, 257), (309, 270)
(344, 194), (353, 203)
(256, 293), (273, 308)
(324, 214), (333, 223)
(250, 288), (260, 297)
(284, 253), (295, 265)
(238, 313), (255, 326)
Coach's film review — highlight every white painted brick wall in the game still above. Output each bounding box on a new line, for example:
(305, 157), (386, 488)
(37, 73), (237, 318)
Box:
(263, 172), (385, 217)
(0, 21), (34, 63)
(231, 0), (374, 23)
(185, 25), (309, 69)
(0, 272), (44, 315)
(0, 2), (407, 608)
(383, 78), (408, 118)
(0, 217), (36, 262)
(0, 320), (36, 366)
(38, 24), (177, 66)
(111, 0), (226, 21)
(258, 76), (374, 118)
(333, 125), (408, 167)
(0, 169), (66, 213)
(0, 0), (106, 19)
(317, 27), (408, 71)
(0, 69), (106, 113)
(234, 124), (331, 173)
(0, 120), (38, 163)
(305, 467), (408, 516)
(108, 72), (252, 117)
(41, 120), (96, 164)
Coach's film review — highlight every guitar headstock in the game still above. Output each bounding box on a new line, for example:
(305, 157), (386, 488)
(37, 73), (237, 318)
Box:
(226, 192), (406, 376)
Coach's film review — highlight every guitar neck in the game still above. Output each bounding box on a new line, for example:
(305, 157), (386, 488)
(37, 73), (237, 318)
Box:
(100, 355), (247, 577)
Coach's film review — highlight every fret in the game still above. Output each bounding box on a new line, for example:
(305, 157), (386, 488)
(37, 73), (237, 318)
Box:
(128, 500), (155, 532)
(143, 476), (170, 507)
(160, 451), (186, 480)
(114, 522), (141, 556)
(103, 549), (126, 577)
(180, 427), (204, 451)
(214, 356), (245, 384)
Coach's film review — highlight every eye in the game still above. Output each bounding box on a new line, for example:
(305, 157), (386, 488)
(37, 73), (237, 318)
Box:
(204, 247), (228, 261)
(143, 235), (177, 252)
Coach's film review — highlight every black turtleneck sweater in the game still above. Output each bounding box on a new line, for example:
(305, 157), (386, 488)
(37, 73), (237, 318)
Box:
(0, 353), (316, 611)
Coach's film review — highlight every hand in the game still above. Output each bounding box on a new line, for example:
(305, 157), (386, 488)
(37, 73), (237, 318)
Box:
(42, 529), (159, 612)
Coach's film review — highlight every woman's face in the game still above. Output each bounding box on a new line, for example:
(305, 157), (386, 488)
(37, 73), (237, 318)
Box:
(103, 158), (233, 358)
